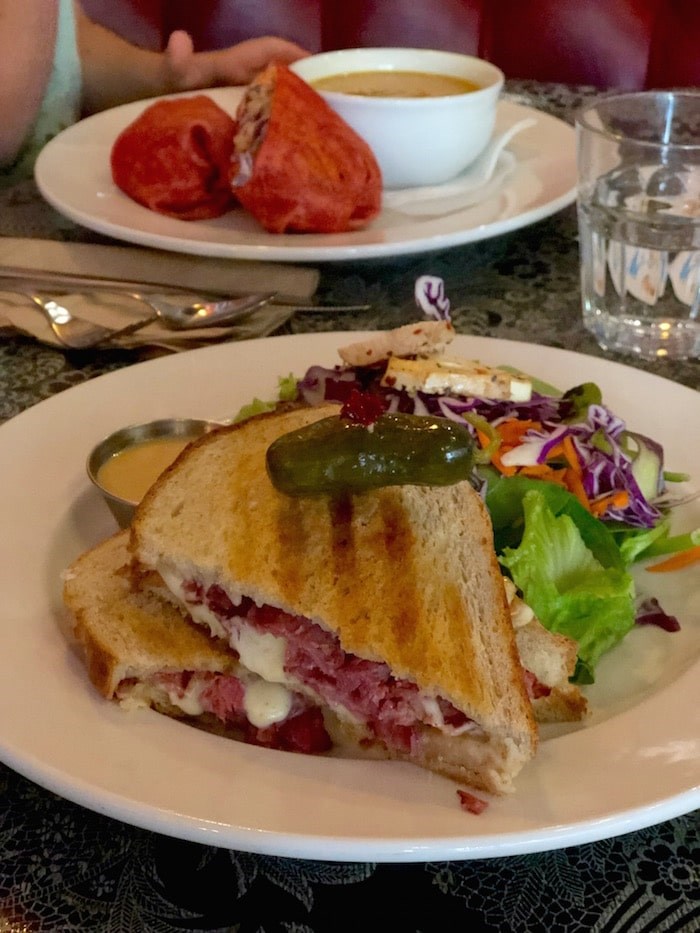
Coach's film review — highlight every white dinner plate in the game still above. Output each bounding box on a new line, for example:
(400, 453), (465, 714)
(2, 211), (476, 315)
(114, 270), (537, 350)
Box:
(0, 333), (697, 861)
(35, 91), (576, 262)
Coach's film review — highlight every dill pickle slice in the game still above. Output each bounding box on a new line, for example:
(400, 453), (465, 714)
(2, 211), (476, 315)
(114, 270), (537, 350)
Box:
(266, 413), (476, 496)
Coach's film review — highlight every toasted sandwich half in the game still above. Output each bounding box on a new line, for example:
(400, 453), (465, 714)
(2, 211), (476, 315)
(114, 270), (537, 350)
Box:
(63, 531), (339, 754)
(130, 404), (539, 795)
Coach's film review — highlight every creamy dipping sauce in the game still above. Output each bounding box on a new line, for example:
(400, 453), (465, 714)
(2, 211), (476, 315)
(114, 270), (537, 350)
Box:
(97, 436), (192, 503)
(312, 70), (481, 98)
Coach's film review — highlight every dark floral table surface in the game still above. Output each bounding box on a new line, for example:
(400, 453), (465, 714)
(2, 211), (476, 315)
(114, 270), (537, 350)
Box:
(0, 81), (698, 933)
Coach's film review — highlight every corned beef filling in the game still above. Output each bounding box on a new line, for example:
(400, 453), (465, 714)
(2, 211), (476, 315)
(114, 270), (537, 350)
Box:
(119, 671), (331, 754)
(182, 581), (475, 753)
(522, 669), (552, 700)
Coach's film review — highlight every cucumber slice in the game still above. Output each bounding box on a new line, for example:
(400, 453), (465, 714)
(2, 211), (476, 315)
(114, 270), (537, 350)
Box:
(626, 432), (662, 501)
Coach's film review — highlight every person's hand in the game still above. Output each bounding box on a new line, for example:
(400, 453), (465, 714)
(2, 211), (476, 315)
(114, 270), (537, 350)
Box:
(164, 31), (310, 91)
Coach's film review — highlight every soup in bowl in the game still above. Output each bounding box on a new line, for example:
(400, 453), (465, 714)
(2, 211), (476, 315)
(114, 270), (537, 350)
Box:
(291, 48), (504, 189)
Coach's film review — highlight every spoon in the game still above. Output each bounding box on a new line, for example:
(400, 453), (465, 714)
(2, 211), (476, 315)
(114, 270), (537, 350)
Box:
(26, 291), (276, 349)
(124, 291), (277, 331)
(383, 117), (537, 211)
(110, 291), (373, 337)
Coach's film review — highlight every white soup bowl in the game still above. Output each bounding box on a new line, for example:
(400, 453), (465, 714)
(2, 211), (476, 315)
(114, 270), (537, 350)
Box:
(291, 48), (504, 189)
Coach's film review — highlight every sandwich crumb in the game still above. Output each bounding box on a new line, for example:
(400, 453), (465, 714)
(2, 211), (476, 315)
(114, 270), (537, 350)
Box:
(457, 789), (489, 814)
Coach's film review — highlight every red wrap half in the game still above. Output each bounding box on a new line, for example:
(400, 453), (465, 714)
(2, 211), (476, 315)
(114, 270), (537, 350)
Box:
(111, 95), (236, 220)
(231, 64), (382, 234)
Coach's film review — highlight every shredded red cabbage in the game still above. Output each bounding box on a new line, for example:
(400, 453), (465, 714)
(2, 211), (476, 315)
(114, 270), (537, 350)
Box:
(635, 597), (681, 632)
(296, 363), (663, 528)
(297, 365), (360, 407)
(414, 275), (451, 320)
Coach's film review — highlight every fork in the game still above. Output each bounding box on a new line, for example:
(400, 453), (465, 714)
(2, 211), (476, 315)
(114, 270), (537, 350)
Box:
(26, 294), (118, 349)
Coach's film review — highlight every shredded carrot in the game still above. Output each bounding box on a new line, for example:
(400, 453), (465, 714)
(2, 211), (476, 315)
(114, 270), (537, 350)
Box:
(497, 419), (541, 445)
(562, 467), (591, 510)
(486, 419), (540, 475)
(490, 450), (518, 476)
(517, 464), (554, 478)
(542, 467), (570, 486)
(481, 418), (627, 519)
(543, 436), (581, 469)
(645, 545), (700, 573)
(561, 435), (581, 472)
(590, 490), (630, 517)
(544, 441), (565, 459)
(476, 429), (492, 449)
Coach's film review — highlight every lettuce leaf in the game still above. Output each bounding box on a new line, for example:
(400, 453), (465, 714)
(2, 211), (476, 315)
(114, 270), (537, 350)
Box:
(484, 472), (625, 570)
(231, 396), (278, 423)
(610, 517), (700, 564)
(231, 373), (299, 424)
(499, 490), (635, 683)
(608, 514), (674, 564)
(278, 372), (299, 401)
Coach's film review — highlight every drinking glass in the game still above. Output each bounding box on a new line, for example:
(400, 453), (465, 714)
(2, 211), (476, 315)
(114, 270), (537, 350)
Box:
(575, 91), (700, 360)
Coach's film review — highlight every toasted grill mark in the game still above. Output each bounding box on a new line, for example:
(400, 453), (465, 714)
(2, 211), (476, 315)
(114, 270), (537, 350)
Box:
(273, 497), (308, 603)
(377, 496), (420, 645)
(378, 496), (411, 560)
(330, 493), (355, 561)
(327, 493), (359, 607)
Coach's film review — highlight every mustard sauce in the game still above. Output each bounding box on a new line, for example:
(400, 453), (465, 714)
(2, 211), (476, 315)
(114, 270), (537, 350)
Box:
(97, 437), (192, 503)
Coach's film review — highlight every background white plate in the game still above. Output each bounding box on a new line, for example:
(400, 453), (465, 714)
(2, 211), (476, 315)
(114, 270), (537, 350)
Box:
(35, 92), (576, 262)
(0, 334), (697, 861)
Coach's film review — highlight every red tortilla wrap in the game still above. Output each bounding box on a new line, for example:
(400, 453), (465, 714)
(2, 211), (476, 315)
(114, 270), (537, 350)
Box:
(111, 95), (236, 220)
(231, 64), (382, 234)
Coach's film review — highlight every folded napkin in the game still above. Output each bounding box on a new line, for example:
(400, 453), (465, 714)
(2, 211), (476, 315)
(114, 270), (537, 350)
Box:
(0, 238), (319, 351)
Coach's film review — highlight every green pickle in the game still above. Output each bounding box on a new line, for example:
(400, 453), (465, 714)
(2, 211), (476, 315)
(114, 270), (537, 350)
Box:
(266, 413), (476, 496)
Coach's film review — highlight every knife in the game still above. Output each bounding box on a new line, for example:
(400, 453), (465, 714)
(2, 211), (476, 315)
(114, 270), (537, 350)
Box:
(0, 265), (370, 312)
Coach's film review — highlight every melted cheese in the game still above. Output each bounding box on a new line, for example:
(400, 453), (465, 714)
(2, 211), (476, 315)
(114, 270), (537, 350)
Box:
(121, 673), (293, 730)
(243, 679), (292, 728)
(118, 678), (206, 716)
(159, 565), (230, 640)
(165, 679), (206, 716)
(183, 599), (230, 640)
(229, 626), (288, 683)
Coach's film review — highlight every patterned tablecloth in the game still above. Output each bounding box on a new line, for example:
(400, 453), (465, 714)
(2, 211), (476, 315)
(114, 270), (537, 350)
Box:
(0, 81), (698, 933)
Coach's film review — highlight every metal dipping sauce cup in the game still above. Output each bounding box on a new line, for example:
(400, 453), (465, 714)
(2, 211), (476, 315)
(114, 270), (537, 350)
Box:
(87, 418), (216, 528)
(575, 90), (700, 360)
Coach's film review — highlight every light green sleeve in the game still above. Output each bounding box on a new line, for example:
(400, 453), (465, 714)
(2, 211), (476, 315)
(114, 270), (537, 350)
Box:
(1, 0), (82, 186)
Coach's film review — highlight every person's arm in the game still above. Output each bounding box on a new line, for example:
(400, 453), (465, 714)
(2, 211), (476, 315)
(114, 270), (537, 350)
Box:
(76, 5), (308, 115)
(0, 0), (58, 167)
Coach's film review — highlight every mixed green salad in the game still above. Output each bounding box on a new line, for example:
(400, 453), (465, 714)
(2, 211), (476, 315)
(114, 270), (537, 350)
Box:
(236, 319), (698, 687)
